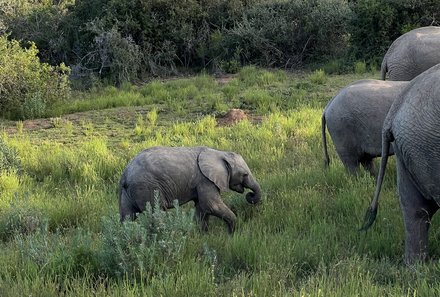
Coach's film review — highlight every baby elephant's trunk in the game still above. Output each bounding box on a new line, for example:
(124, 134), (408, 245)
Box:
(244, 174), (262, 204)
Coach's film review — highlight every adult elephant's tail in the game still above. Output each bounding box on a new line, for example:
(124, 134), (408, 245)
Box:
(381, 57), (388, 80)
(322, 113), (330, 168)
(359, 128), (393, 231)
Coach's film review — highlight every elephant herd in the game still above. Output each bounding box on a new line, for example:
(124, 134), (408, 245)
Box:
(119, 26), (440, 265)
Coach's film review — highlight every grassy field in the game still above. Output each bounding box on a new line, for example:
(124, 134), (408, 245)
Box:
(1, 66), (440, 296)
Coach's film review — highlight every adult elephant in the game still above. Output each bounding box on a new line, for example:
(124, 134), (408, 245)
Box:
(361, 64), (440, 264)
(322, 79), (408, 176)
(118, 146), (262, 233)
(381, 26), (440, 81)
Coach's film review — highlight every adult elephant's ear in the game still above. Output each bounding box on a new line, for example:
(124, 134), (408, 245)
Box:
(198, 148), (230, 192)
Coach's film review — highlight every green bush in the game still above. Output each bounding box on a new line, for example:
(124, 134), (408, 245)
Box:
(100, 195), (194, 279)
(349, 0), (440, 62)
(223, 1), (352, 67)
(0, 36), (71, 119)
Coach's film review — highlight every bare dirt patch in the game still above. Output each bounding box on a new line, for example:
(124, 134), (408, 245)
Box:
(215, 74), (235, 85)
(216, 108), (264, 126)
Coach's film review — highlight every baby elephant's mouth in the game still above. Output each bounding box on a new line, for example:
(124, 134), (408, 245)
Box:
(231, 184), (245, 193)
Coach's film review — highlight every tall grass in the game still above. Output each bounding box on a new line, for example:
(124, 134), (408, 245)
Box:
(3, 67), (438, 296)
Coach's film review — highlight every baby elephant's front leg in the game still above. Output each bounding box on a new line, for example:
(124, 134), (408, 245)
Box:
(208, 199), (237, 234)
(197, 183), (237, 233)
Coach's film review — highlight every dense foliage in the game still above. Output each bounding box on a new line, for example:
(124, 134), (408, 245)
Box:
(0, 36), (70, 119)
(349, 0), (440, 62)
(1, 0), (438, 87)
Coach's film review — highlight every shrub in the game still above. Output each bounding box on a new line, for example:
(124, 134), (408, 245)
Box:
(0, 36), (71, 119)
(224, 1), (352, 67)
(349, 0), (440, 62)
(0, 0), (69, 66)
(78, 24), (142, 86)
(100, 194), (195, 279)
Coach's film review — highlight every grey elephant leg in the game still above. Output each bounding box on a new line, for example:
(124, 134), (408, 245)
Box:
(361, 157), (377, 177)
(338, 153), (360, 175)
(208, 199), (237, 234)
(396, 158), (439, 264)
(195, 203), (210, 232)
(197, 183), (237, 233)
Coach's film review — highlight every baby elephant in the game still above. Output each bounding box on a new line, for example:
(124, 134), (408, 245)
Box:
(322, 79), (408, 175)
(118, 146), (262, 233)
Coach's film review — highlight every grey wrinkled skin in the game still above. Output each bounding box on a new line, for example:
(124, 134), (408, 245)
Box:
(118, 146), (262, 234)
(361, 64), (440, 264)
(381, 26), (440, 81)
(322, 79), (408, 176)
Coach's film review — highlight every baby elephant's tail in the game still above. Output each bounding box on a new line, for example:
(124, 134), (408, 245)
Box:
(322, 113), (330, 168)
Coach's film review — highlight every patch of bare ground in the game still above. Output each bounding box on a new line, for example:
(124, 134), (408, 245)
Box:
(215, 74), (235, 84)
(216, 109), (263, 126)
(1, 106), (156, 134)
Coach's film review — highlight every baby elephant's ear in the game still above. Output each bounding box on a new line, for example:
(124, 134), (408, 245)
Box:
(198, 148), (230, 192)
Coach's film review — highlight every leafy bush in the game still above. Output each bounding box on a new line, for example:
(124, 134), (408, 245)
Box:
(349, 0), (440, 61)
(100, 195), (194, 279)
(0, 36), (71, 119)
(0, 0), (69, 66)
(223, 0), (352, 67)
(72, 25), (142, 86)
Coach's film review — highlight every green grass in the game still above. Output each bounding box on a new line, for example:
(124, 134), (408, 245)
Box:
(2, 66), (440, 296)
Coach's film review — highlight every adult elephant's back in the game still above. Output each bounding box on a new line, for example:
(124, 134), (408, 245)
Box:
(382, 26), (440, 81)
(391, 64), (440, 203)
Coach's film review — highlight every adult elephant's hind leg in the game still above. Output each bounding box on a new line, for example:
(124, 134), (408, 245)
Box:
(338, 152), (360, 175)
(397, 158), (439, 264)
(361, 157), (377, 178)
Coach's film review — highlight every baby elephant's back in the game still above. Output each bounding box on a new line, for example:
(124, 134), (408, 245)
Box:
(126, 146), (202, 183)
